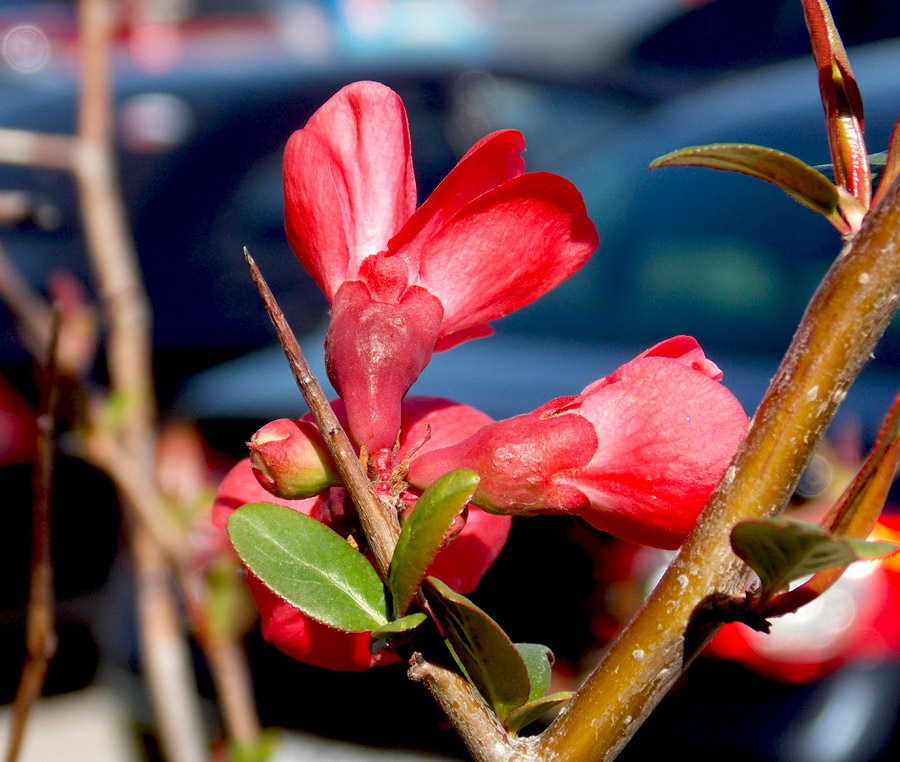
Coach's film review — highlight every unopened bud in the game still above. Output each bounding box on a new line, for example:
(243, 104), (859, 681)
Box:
(248, 419), (339, 499)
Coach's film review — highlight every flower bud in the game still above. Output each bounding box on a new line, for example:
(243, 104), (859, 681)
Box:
(248, 419), (340, 500)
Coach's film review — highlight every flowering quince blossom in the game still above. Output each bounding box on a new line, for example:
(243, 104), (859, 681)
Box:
(408, 336), (749, 549)
(284, 80), (599, 460)
(212, 397), (511, 671)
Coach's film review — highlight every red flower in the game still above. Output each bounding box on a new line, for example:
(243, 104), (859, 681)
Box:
(212, 397), (511, 671)
(284, 81), (598, 457)
(408, 337), (748, 549)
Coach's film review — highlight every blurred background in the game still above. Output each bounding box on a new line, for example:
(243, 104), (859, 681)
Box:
(2, 0), (900, 760)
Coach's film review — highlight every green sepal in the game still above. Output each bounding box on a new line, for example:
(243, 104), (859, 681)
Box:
(227, 502), (389, 632)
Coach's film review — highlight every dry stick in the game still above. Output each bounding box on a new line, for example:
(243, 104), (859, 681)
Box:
(245, 249), (400, 578)
(0, 129), (75, 171)
(72, 2), (207, 760)
(4, 311), (61, 762)
(521, 176), (900, 762)
(130, 526), (207, 762)
(407, 655), (516, 762)
(199, 634), (262, 747)
(0, 243), (56, 360)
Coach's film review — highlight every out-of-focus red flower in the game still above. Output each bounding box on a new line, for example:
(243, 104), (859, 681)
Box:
(408, 336), (748, 549)
(0, 374), (35, 466)
(212, 397), (511, 671)
(284, 80), (598, 458)
(706, 514), (900, 683)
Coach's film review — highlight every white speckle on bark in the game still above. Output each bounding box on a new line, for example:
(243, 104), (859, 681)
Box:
(677, 574), (689, 591)
(632, 649), (645, 661)
(807, 385), (818, 402)
(858, 272), (870, 284)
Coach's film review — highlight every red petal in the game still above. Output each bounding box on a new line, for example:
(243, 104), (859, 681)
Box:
(211, 458), (320, 531)
(388, 129), (526, 274)
(564, 358), (747, 548)
(247, 574), (400, 671)
(411, 172), (598, 337)
(635, 335), (724, 381)
(283, 82), (416, 300)
(426, 506), (511, 594)
(395, 395), (494, 462)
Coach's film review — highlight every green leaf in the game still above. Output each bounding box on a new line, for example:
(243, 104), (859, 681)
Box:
(515, 643), (553, 703)
(504, 692), (574, 734)
(227, 502), (389, 632)
(424, 576), (530, 721)
(731, 518), (899, 600)
(370, 613), (427, 641)
(650, 144), (842, 220)
(231, 730), (280, 762)
(369, 613), (428, 655)
(389, 469), (479, 618)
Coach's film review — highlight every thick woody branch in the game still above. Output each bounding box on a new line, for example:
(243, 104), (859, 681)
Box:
(527, 175), (900, 762)
(245, 249), (400, 578)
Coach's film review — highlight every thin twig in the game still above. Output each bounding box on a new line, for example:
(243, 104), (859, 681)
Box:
(4, 308), (61, 762)
(72, 2), (207, 759)
(131, 527), (207, 762)
(0, 242), (56, 361)
(408, 654), (520, 762)
(244, 248), (400, 578)
(0, 129), (75, 170)
(200, 634), (261, 747)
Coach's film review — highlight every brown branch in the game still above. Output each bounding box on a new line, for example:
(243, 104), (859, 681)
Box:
(130, 527), (208, 762)
(0, 129), (75, 171)
(0, 242), (56, 361)
(244, 248), (400, 578)
(407, 655), (521, 762)
(75, 0), (155, 455)
(199, 633), (261, 747)
(4, 310), (61, 762)
(525, 175), (900, 762)
(72, 2), (207, 759)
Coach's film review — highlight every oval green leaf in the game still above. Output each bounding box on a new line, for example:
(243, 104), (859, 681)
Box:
(424, 576), (530, 721)
(227, 502), (389, 632)
(504, 692), (574, 734)
(731, 517), (899, 600)
(370, 613), (427, 641)
(515, 643), (553, 703)
(389, 469), (479, 618)
(650, 143), (841, 219)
